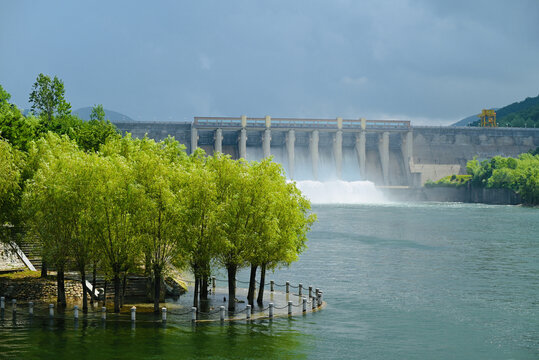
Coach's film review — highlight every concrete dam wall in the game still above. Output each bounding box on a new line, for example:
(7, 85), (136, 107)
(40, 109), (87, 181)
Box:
(115, 118), (539, 186)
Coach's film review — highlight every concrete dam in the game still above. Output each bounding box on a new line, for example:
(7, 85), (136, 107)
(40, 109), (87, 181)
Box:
(115, 116), (539, 186)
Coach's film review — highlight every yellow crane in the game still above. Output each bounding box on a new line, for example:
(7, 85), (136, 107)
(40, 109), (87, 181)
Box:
(479, 109), (497, 127)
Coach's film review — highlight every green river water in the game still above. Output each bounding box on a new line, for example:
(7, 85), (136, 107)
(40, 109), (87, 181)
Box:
(0, 202), (537, 359)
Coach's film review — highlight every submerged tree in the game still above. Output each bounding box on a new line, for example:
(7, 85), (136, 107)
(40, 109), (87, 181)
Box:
(211, 155), (256, 311)
(256, 176), (315, 305)
(177, 149), (220, 309)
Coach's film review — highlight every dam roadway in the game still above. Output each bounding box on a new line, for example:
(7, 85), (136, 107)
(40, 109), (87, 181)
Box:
(114, 116), (539, 186)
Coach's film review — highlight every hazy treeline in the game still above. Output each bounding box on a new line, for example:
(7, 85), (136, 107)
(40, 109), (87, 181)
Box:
(0, 75), (315, 314)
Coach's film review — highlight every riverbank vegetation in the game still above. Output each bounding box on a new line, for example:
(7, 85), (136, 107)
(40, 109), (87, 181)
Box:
(425, 175), (471, 188)
(0, 75), (315, 313)
(425, 153), (539, 205)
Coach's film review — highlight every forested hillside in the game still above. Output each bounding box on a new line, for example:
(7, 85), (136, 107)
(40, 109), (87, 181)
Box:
(453, 94), (539, 127)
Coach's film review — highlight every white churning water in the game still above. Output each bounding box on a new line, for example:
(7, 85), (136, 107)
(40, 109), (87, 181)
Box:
(293, 180), (388, 204)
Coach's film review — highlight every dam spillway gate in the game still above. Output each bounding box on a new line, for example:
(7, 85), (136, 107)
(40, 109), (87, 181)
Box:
(191, 116), (414, 185)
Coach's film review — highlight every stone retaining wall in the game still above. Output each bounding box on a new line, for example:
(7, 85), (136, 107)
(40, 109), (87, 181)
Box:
(0, 278), (83, 301)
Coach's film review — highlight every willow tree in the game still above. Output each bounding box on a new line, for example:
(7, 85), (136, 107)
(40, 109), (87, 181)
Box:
(177, 149), (220, 309)
(89, 150), (143, 313)
(22, 134), (88, 307)
(256, 178), (315, 305)
(244, 159), (283, 306)
(0, 139), (23, 242)
(117, 136), (188, 312)
(211, 155), (263, 311)
(24, 133), (82, 277)
(0, 139), (22, 223)
(240, 158), (316, 306)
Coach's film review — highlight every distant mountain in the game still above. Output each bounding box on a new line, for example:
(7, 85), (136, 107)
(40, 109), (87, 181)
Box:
(73, 107), (136, 123)
(451, 113), (490, 127)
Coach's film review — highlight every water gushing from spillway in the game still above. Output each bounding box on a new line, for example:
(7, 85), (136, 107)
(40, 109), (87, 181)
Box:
(245, 145), (388, 204)
(293, 180), (388, 204)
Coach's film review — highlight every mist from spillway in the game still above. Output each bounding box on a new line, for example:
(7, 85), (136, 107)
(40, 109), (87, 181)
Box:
(245, 146), (388, 204)
(293, 180), (388, 204)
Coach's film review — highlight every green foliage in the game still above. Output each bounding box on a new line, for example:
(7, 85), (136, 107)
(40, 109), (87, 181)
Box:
(22, 135), (85, 272)
(1, 80), (120, 153)
(29, 73), (71, 122)
(0, 139), (24, 228)
(424, 174), (471, 188)
(465, 154), (539, 205)
(0, 85), (40, 151)
(90, 104), (106, 121)
(28, 74), (69, 122)
(74, 118), (119, 152)
(0, 84), (11, 104)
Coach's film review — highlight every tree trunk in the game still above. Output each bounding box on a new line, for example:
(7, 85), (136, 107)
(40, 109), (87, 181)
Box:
(193, 275), (199, 309)
(257, 263), (266, 306)
(227, 265), (237, 311)
(103, 280), (107, 307)
(57, 266), (66, 308)
(81, 268), (88, 313)
(247, 264), (257, 306)
(145, 253), (151, 276)
(91, 261), (97, 305)
(121, 273), (127, 307)
(41, 261), (47, 278)
(153, 267), (161, 313)
(201, 277), (208, 300)
(113, 273), (121, 313)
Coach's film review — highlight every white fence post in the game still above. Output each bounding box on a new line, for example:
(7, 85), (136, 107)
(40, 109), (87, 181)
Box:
(269, 303), (274, 319)
(162, 307), (167, 321)
(131, 306), (136, 321)
(28, 301), (34, 315)
(246, 304), (251, 320)
(220, 306), (225, 322)
(74, 305), (79, 319)
(191, 307), (197, 322)
(101, 307), (107, 320)
(302, 297), (307, 313)
(287, 301), (292, 315)
(49, 304), (54, 317)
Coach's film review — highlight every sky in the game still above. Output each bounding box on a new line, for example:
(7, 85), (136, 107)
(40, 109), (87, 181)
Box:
(1, 0), (539, 125)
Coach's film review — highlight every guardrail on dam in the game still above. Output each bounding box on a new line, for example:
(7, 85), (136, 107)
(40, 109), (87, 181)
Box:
(114, 117), (539, 186)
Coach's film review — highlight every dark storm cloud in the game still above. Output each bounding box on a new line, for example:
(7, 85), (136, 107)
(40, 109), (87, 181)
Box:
(1, 0), (538, 124)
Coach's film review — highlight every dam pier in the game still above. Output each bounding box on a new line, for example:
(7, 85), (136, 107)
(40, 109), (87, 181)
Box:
(115, 116), (539, 186)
